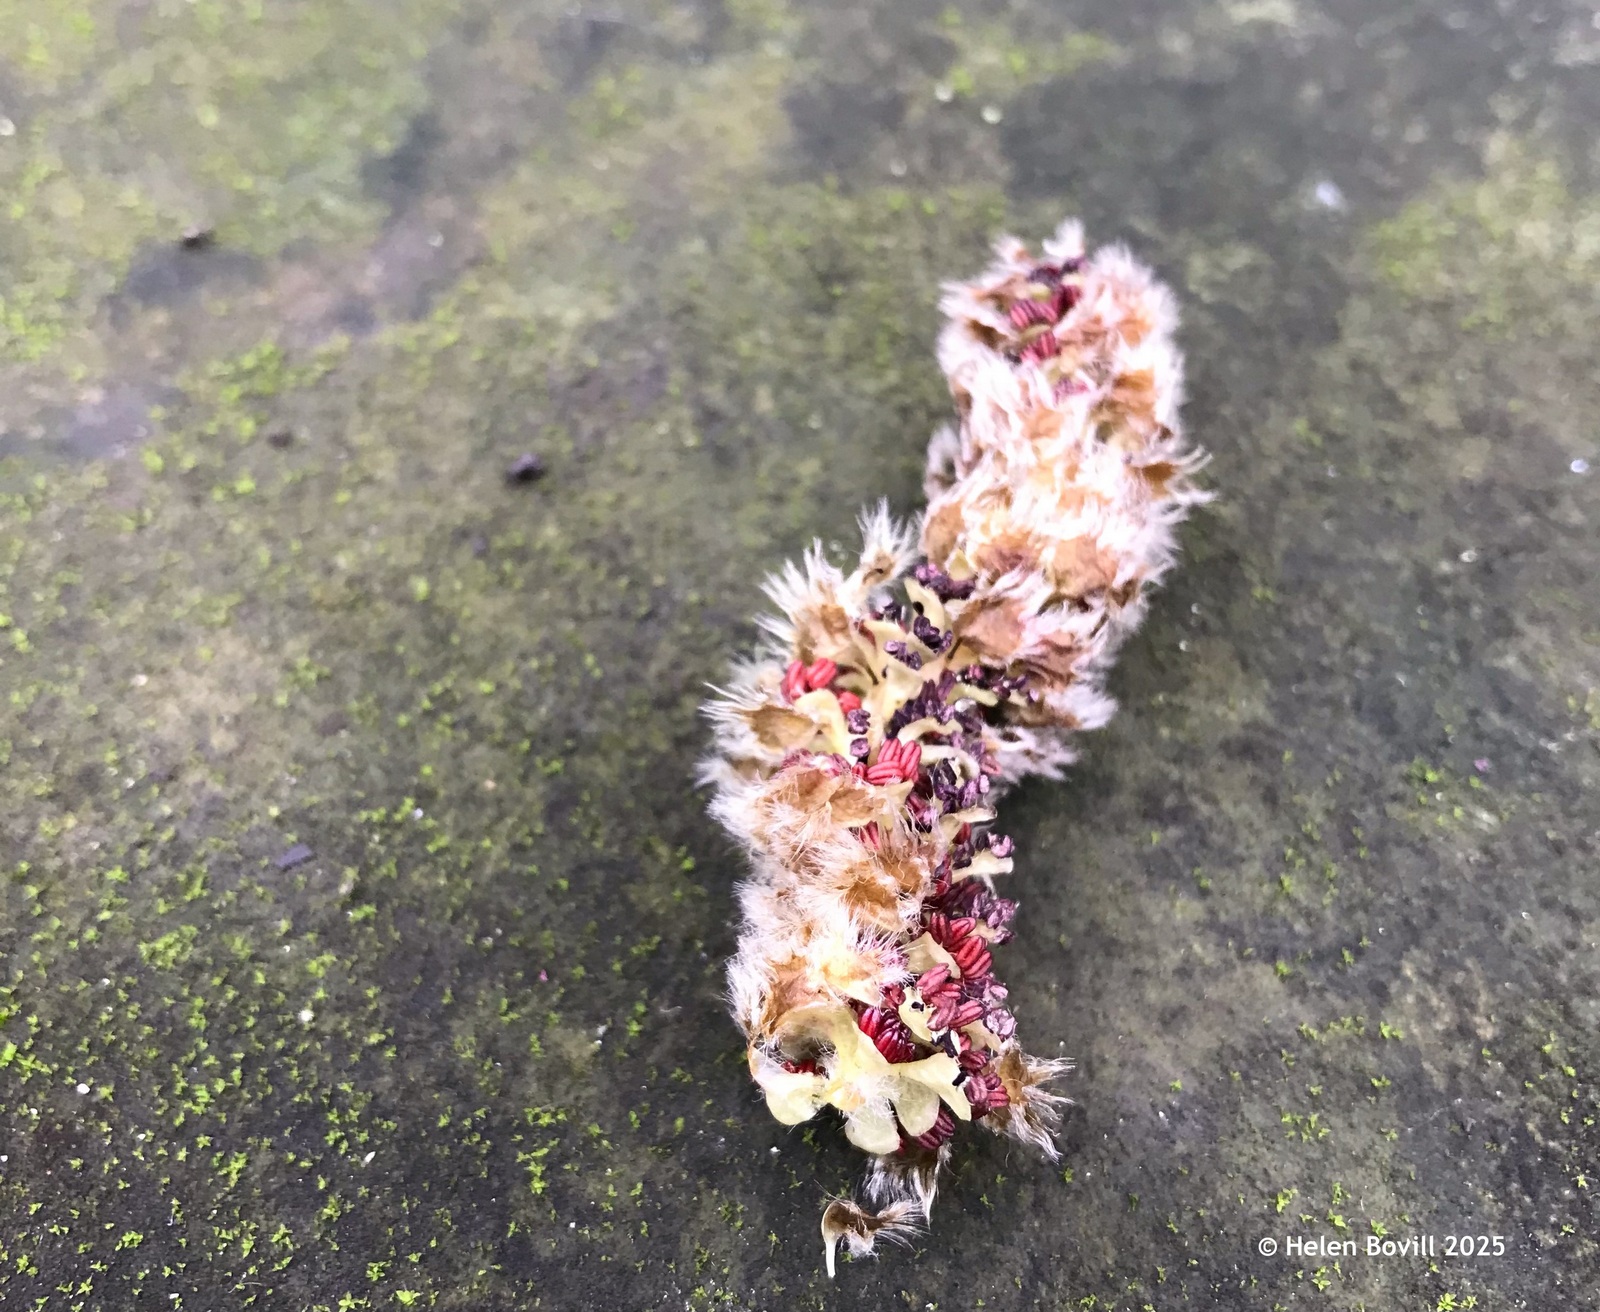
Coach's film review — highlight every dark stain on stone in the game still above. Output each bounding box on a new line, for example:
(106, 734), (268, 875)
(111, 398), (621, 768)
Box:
(785, 80), (907, 174)
(113, 240), (261, 311)
(362, 110), (445, 210)
(328, 294), (378, 336)
(50, 381), (180, 461)
(315, 711), (351, 737)
(904, 29), (958, 76)
(551, 13), (630, 90)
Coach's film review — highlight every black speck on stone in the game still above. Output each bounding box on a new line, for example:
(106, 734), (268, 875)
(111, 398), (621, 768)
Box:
(180, 225), (215, 250)
(274, 843), (314, 871)
(505, 452), (546, 483)
(266, 428), (295, 449)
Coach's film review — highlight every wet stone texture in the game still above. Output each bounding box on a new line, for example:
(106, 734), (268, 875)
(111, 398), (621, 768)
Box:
(0, 1), (1597, 1309)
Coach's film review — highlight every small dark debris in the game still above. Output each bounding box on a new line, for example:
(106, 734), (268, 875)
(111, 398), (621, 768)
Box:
(266, 428), (295, 449)
(505, 452), (547, 484)
(315, 711), (351, 737)
(180, 225), (215, 250)
(470, 533), (489, 558)
(274, 843), (314, 871)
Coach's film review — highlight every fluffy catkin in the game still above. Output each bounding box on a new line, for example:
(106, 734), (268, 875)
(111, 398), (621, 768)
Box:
(700, 219), (1206, 1275)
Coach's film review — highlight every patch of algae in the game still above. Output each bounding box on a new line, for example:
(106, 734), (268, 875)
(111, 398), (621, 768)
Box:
(1001, 137), (1600, 1310)
(1339, 138), (1600, 777)
(0, 0), (454, 383)
(0, 2), (106, 93)
(0, 13), (1018, 1310)
(928, 9), (1125, 103)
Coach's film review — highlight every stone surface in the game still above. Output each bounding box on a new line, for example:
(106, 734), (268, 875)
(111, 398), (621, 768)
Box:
(1, 1), (1598, 1308)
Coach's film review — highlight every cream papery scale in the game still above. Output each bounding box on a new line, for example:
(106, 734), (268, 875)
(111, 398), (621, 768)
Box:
(699, 219), (1208, 1274)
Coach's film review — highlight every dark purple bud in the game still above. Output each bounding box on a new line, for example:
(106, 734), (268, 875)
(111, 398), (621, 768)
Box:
(913, 561), (976, 601)
(989, 834), (1014, 859)
(845, 708), (871, 734)
(912, 615), (948, 652)
(848, 737), (870, 760)
(884, 641), (923, 671)
(986, 1008), (1018, 1041)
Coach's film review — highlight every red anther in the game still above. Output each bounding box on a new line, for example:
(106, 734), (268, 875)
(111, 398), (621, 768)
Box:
(850, 762), (869, 781)
(857, 1006), (918, 1063)
(955, 949), (992, 981)
(864, 762), (903, 787)
(877, 739), (901, 768)
(1051, 284), (1080, 318)
(916, 965), (950, 996)
(835, 690), (862, 713)
(963, 1071), (1009, 1114)
(1008, 298), (1053, 329)
(954, 823), (972, 845)
(934, 915), (972, 947)
(896, 740), (922, 780)
(948, 999), (986, 1029)
(913, 1105), (957, 1151)
(781, 1058), (819, 1075)
(855, 824), (881, 850)
(958, 1048), (988, 1074)
(952, 936), (992, 975)
(1020, 330), (1058, 364)
(804, 658), (838, 691)
(781, 660), (807, 702)
(924, 912), (950, 945)
(881, 983), (905, 1007)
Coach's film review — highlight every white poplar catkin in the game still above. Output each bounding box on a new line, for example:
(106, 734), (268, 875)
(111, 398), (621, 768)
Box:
(699, 219), (1208, 1275)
